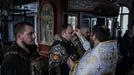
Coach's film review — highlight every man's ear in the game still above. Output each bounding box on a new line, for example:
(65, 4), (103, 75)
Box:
(16, 33), (20, 38)
(92, 34), (97, 41)
(62, 30), (66, 35)
(16, 33), (23, 40)
(61, 31), (64, 35)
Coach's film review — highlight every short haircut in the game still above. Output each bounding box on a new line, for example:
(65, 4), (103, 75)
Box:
(61, 23), (72, 32)
(92, 25), (110, 42)
(80, 26), (90, 33)
(14, 21), (33, 36)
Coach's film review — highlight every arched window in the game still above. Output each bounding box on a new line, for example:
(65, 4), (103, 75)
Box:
(117, 6), (129, 36)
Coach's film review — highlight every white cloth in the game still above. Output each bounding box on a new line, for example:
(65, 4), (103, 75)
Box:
(83, 41), (91, 51)
(79, 36), (91, 51)
(71, 40), (118, 75)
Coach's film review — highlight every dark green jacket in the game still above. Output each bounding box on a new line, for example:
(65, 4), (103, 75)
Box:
(1, 42), (31, 75)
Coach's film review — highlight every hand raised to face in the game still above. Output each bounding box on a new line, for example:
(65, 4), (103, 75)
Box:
(73, 29), (82, 38)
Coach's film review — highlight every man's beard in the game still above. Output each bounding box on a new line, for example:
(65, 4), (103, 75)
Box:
(22, 41), (30, 48)
(90, 39), (94, 49)
(22, 41), (35, 52)
(85, 36), (90, 42)
(22, 41), (38, 57)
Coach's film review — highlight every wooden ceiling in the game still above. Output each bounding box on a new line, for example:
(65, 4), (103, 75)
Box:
(0, 0), (37, 9)
(64, 0), (119, 16)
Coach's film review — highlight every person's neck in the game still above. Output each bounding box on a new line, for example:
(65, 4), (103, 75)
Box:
(16, 40), (30, 53)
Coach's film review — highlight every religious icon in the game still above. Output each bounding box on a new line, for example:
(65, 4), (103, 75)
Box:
(40, 3), (54, 45)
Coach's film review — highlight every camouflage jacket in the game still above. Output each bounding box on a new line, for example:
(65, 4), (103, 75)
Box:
(49, 35), (79, 75)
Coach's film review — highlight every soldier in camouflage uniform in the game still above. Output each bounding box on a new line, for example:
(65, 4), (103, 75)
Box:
(1, 22), (44, 75)
(49, 24), (80, 75)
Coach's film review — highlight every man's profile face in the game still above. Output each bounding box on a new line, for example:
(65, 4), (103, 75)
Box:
(20, 25), (35, 45)
(83, 30), (90, 40)
(90, 32), (96, 47)
(65, 26), (74, 41)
